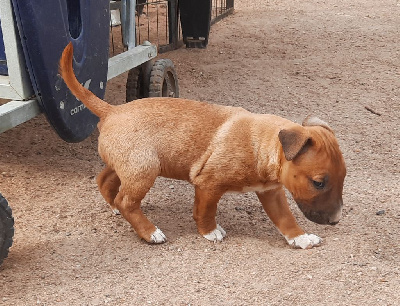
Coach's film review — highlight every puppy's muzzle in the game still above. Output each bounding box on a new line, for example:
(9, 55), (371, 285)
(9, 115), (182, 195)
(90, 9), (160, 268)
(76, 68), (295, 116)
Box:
(297, 200), (343, 225)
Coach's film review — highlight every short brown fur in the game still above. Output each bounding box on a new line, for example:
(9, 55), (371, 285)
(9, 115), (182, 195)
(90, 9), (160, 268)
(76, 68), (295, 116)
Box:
(59, 43), (346, 248)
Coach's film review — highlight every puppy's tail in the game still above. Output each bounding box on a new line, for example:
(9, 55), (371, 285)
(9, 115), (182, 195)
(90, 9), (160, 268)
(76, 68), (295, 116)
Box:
(59, 42), (112, 119)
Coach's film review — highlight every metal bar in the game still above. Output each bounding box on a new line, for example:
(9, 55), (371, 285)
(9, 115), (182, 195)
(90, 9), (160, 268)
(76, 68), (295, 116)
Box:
(107, 43), (157, 80)
(211, 7), (234, 26)
(0, 100), (41, 134)
(168, 0), (179, 47)
(121, 0), (136, 49)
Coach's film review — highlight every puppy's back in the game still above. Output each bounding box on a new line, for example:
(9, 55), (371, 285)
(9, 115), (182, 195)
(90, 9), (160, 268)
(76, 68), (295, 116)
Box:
(98, 97), (248, 180)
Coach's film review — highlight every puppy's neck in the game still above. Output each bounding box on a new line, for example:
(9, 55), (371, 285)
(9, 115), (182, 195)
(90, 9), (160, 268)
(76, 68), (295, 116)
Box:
(256, 139), (282, 184)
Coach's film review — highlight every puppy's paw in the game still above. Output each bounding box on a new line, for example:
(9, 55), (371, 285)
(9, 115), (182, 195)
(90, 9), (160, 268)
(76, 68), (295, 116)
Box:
(287, 233), (322, 249)
(149, 227), (167, 244)
(203, 224), (226, 242)
(112, 208), (121, 215)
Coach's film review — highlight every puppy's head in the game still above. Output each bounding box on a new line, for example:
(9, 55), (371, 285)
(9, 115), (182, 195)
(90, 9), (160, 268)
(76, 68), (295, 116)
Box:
(279, 116), (346, 225)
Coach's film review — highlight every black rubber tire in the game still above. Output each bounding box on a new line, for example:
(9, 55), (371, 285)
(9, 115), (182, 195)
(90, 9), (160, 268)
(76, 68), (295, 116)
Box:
(148, 59), (179, 98)
(126, 67), (145, 102)
(0, 193), (14, 266)
(126, 61), (154, 102)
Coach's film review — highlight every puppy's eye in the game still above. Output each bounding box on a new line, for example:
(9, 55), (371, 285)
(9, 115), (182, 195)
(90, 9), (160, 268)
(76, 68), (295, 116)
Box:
(312, 180), (325, 190)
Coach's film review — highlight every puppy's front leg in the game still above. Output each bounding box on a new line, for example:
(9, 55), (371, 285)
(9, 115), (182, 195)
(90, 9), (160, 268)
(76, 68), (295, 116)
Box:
(193, 187), (226, 242)
(256, 188), (322, 249)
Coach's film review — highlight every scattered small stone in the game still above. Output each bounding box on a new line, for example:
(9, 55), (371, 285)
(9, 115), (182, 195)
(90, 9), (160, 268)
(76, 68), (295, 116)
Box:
(365, 106), (381, 116)
(169, 185), (175, 189)
(376, 210), (385, 216)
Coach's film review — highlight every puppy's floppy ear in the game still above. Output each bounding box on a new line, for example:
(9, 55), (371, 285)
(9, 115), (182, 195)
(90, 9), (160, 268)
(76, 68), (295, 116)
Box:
(278, 126), (311, 161)
(302, 115), (333, 132)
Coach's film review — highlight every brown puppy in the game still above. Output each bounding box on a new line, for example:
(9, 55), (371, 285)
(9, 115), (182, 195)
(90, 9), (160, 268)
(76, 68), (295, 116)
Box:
(60, 43), (346, 249)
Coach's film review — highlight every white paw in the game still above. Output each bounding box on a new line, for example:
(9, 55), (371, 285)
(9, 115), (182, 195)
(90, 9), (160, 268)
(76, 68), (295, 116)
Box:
(286, 233), (322, 249)
(203, 224), (226, 242)
(150, 227), (167, 244)
(112, 208), (121, 215)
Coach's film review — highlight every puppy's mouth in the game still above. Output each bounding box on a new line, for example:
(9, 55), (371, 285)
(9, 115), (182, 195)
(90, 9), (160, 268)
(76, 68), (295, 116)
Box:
(304, 210), (338, 225)
(296, 202), (341, 225)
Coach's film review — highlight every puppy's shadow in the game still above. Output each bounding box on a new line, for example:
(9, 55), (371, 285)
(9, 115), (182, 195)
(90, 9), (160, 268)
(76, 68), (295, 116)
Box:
(142, 182), (285, 246)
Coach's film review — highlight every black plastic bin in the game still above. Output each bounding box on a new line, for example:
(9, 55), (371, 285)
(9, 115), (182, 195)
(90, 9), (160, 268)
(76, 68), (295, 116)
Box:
(179, 0), (212, 48)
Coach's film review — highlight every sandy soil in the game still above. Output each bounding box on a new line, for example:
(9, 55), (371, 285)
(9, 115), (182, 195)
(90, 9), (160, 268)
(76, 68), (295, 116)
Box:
(1, 0), (399, 305)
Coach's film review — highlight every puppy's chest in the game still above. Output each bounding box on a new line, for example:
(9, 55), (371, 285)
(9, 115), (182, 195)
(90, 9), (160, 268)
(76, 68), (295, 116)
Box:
(238, 182), (282, 193)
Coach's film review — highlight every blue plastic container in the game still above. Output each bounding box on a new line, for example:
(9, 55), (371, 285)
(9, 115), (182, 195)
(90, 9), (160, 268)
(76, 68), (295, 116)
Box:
(11, 0), (110, 142)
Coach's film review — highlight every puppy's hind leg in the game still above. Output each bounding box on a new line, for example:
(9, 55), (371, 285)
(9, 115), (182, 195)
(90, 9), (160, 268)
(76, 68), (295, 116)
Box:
(114, 157), (166, 244)
(115, 183), (166, 244)
(193, 186), (226, 242)
(96, 166), (121, 215)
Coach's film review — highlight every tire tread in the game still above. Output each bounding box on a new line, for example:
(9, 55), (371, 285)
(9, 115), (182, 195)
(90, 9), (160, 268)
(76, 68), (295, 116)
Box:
(0, 194), (14, 266)
(148, 59), (179, 98)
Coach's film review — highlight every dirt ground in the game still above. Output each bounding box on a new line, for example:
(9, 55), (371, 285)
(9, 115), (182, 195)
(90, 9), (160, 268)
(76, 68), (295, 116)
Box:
(1, 0), (399, 305)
